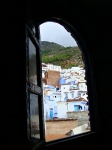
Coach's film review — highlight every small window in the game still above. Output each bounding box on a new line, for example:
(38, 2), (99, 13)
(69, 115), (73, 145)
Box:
(71, 92), (74, 98)
(64, 93), (68, 101)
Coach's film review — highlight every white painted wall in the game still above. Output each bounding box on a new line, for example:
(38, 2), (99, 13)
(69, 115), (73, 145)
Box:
(46, 64), (61, 72)
(78, 82), (87, 91)
(61, 84), (70, 92)
(67, 101), (84, 111)
(57, 101), (67, 118)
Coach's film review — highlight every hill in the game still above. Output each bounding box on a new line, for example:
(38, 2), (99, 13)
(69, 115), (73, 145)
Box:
(41, 41), (64, 51)
(41, 41), (84, 69)
(29, 42), (84, 76)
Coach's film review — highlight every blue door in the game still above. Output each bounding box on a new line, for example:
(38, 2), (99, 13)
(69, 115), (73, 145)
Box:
(74, 105), (79, 111)
(50, 108), (53, 118)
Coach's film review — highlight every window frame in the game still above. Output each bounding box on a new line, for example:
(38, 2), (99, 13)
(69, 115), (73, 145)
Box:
(26, 18), (100, 149)
(26, 23), (45, 149)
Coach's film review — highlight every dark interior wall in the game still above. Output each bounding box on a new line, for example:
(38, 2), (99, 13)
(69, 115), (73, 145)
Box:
(1, 1), (112, 150)
(1, 2), (28, 150)
(93, 33), (112, 148)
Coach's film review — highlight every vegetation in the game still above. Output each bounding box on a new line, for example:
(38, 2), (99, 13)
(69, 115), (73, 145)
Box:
(41, 41), (84, 69)
(29, 41), (84, 74)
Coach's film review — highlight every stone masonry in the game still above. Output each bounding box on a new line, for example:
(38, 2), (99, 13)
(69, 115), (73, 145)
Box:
(44, 70), (60, 87)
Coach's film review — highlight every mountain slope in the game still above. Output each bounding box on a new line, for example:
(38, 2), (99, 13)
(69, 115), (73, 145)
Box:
(41, 41), (84, 69)
(41, 41), (64, 51)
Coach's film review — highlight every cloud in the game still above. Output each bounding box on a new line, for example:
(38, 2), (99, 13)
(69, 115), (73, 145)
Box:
(40, 22), (77, 47)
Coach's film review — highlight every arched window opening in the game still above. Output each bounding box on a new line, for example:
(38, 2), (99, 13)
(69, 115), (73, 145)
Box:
(40, 21), (91, 142)
(26, 19), (98, 149)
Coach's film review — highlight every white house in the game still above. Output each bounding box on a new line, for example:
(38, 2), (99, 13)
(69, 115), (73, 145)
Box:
(46, 63), (61, 72)
(60, 84), (79, 101)
(66, 98), (87, 112)
(43, 84), (60, 119)
(44, 94), (58, 119)
(78, 81), (87, 91)
(57, 97), (88, 118)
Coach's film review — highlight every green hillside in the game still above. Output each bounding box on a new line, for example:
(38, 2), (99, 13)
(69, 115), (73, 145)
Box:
(29, 41), (84, 76)
(41, 41), (84, 69)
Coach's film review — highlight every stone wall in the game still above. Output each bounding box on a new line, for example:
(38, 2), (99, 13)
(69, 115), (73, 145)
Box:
(44, 70), (60, 87)
(45, 118), (78, 135)
(67, 111), (89, 126)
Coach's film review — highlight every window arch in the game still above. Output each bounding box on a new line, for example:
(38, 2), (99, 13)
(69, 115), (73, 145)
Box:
(26, 18), (99, 149)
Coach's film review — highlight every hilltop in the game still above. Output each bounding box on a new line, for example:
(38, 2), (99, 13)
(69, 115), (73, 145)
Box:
(41, 41), (64, 51)
(41, 41), (84, 69)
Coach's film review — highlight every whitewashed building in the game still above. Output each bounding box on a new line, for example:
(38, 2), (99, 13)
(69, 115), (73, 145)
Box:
(42, 64), (88, 119)
(45, 63), (61, 72)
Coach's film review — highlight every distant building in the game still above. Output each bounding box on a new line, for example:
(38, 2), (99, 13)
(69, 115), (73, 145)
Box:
(44, 70), (60, 87)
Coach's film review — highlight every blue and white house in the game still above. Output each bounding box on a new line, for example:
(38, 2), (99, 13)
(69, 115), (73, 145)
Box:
(42, 63), (88, 120)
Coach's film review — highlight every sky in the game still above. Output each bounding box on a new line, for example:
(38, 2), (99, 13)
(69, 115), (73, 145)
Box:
(40, 22), (77, 47)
